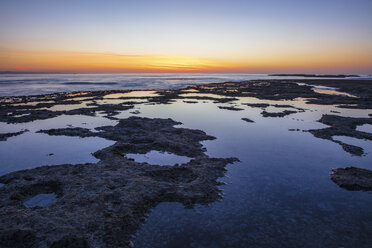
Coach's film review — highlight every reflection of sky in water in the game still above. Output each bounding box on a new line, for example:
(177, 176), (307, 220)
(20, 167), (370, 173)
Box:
(120, 98), (371, 247)
(126, 150), (192, 166)
(12, 113), (31, 118)
(0, 91), (371, 247)
(0, 114), (117, 176)
(0, 114), (117, 133)
(11, 101), (55, 106)
(356, 124), (372, 134)
(24, 193), (57, 208)
(333, 136), (372, 154)
(0, 132), (115, 176)
(95, 99), (146, 105)
(44, 102), (94, 111)
(297, 82), (359, 98)
(313, 88), (358, 98)
(103, 91), (159, 98)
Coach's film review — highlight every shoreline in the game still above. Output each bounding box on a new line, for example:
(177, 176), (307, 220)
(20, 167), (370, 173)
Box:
(1, 74), (372, 98)
(1, 78), (371, 98)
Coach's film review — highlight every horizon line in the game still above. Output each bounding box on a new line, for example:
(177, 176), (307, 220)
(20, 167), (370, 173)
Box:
(0, 71), (370, 76)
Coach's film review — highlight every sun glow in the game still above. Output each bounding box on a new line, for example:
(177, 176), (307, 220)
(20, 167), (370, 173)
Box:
(1, 48), (371, 74)
(0, 49), (245, 73)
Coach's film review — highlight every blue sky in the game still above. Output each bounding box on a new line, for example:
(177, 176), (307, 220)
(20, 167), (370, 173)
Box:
(1, 0), (371, 73)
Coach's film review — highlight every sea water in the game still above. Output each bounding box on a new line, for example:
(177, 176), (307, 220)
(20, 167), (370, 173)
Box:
(0, 84), (371, 247)
(1, 73), (370, 97)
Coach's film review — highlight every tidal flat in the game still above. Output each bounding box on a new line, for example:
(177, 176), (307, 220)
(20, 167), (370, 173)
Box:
(0, 79), (371, 248)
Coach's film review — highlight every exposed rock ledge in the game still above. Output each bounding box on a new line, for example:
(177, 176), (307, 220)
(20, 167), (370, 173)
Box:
(0, 117), (238, 248)
(0, 130), (28, 141)
(307, 114), (372, 156)
(330, 167), (372, 191)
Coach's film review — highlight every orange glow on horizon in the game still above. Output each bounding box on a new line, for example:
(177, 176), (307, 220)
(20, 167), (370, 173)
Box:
(0, 49), (371, 74)
(0, 49), (238, 73)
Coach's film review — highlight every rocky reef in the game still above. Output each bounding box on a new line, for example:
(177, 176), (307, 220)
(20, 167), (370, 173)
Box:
(261, 110), (298, 118)
(0, 117), (238, 248)
(0, 79), (371, 247)
(2, 79), (371, 125)
(330, 167), (372, 191)
(307, 115), (372, 156)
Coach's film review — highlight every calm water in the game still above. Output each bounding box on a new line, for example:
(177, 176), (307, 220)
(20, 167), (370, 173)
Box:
(0, 83), (371, 247)
(128, 99), (372, 248)
(0, 73), (369, 97)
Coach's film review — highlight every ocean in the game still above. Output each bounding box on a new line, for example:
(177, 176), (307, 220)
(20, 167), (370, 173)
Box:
(0, 73), (369, 97)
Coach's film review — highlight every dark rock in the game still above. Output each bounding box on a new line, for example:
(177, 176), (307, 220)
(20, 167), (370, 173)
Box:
(241, 118), (254, 123)
(330, 167), (372, 191)
(39, 117), (216, 158)
(218, 106), (244, 111)
(0, 229), (37, 248)
(0, 130), (28, 141)
(307, 114), (372, 156)
(242, 103), (270, 108)
(337, 142), (364, 156)
(10, 193), (21, 201)
(183, 100), (198, 104)
(0, 117), (238, 247)
(261, 110), (297, 118)
(50, 235), (90, 248)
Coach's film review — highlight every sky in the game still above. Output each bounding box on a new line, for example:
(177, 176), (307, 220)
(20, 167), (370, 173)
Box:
(0, 0), (371, 73)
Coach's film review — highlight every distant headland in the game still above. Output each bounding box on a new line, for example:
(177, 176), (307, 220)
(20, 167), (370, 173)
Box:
(269, 74), (360, 78)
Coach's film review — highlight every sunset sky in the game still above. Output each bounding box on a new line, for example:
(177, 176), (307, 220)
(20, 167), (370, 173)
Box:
(1, 0), (371, 73)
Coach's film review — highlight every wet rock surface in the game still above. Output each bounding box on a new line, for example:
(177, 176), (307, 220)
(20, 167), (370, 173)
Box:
(0, 130), (28, 141)
(307, 115), (372, 156)
(218, 106), (244, 111)
(1, 103), (134, 123)
(0, 117), (238, 248)
(330, 167), (372, 191)
(182, 100), (198, 104)
(1, 79), (371, 125)
(37, 117), (215, 158)
(242, 103), (270, 108)
(190, 79), (372, 109)
(241, 118), (254, 123)
(242, 102), (305, 118)
(261, 110), (298, 118)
